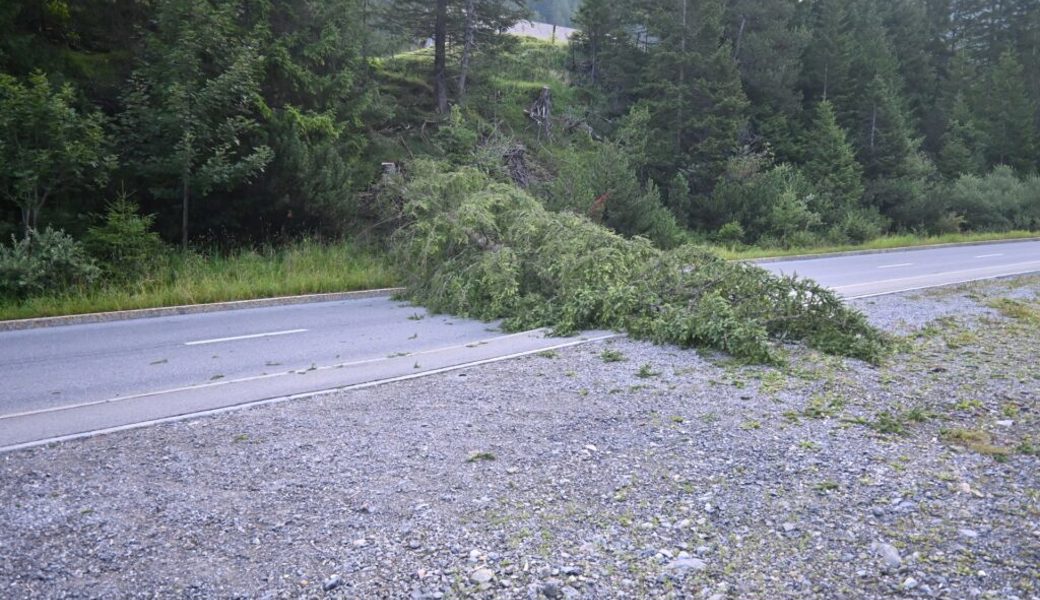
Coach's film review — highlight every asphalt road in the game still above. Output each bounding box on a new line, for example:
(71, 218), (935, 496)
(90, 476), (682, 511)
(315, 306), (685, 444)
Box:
(0, 297), (614, 450)
(1, 239), (1037, 450)
(757, 239), (1040, 298)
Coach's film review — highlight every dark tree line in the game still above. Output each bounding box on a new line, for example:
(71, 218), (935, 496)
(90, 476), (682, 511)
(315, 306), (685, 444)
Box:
(570, 0), (1040, 243)
(2, 0), (1039, 251)
(0, 0), (526, 245)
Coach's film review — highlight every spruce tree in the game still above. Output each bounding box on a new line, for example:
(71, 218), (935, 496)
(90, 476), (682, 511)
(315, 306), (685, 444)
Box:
(639, 0), (748, 196)
(855, 75), (918, 181)
(798, 0), (852, 104)
(937, 94), (986, 178)
(801, 100), (864, 216)
(981, 50), (1037, 172)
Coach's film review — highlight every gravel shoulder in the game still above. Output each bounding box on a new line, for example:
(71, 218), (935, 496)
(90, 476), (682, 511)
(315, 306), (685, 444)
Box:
(2, 276), (1039, 600)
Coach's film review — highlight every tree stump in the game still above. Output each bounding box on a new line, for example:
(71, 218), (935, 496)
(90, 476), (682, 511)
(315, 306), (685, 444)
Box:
(525, 86), (552, 139)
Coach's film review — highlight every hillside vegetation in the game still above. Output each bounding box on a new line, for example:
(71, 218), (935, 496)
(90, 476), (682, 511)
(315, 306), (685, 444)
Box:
(2, 0), (1039, 359)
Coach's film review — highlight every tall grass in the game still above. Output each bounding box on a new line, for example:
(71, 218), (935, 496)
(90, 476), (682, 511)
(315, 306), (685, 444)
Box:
(714, 230), (1039, 260)
(0, 239), (397, 321)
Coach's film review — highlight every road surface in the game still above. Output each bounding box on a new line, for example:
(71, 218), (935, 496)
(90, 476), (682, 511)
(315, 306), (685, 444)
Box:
(1, 239), (1037, 450)
(0, 298), (613, 450)
(757, 239), (1040, 298)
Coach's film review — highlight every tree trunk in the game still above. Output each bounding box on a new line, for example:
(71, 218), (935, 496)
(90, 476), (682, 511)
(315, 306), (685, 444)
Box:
(870, 104), (878, 151)
(434, 0), (449, 114)
(457, 0), (476, 100)
(677, 0), (688, 152)
(181, 172), (190, 250)
(734, 15), (747, 61)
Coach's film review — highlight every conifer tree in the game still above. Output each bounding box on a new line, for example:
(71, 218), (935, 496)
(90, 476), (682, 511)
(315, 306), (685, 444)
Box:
(639, 0), (748, 195)
(801, 100), (864, 216)
(855, 75), (918, 181)
(981, 50), (1037, 172)
(937, 94), (986, 178)
(798, 0), (852, 104)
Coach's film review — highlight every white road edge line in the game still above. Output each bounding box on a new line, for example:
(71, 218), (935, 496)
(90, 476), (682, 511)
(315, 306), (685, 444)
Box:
(0, 328), (553, 421)
(185, 329), (309, 346)
(876, 263), (914, 269)
(845, 268), (1040, 299)
(974, 253), (1005, 258)
(833, 260), (1040, 293)
(0, 332), (619, 454)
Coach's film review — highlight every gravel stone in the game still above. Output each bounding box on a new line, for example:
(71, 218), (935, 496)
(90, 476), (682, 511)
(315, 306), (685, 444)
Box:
(322, 574), (343, 591)
(1, 275), (1039, 599)
(875, 543), (903, 569)
(664, 557), (707, 573)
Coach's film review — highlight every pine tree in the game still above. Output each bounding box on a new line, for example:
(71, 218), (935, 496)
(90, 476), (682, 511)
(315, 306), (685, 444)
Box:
(639, 0), (749, 195)
(798, 0), (852, 104)
(725, 0), (808, 162)
(855, 75), (918, 181)
(571, 0), (645, 117)
(800, 100), (864, 216)
(981, 50), (1037, 172)
(937, 94), (986, 178)
(725, 0), (808, 116)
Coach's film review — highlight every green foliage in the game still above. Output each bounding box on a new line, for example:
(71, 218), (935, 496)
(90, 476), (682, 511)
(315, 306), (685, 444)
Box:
(539, 137), (685, 249)
(0, 238), (394, 319)
(390, 160), (889, 364)
(0, 71), (112, 231)
(119, 0), (273, 246)
(706, 160), (822, 246)
(432, 105), (480, 161)
(0, 227), (99, 299)
(801, 100), (864, 218)
(942, 167), (1040, 232)
(980, 51), (1037, 173)
(639, 0), (749, 193)
(84, 194), (165, 282)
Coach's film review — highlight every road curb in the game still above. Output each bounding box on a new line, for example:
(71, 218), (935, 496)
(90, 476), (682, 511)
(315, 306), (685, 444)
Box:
(0, 288), (406, 332)
(746, 236), (1040, 264)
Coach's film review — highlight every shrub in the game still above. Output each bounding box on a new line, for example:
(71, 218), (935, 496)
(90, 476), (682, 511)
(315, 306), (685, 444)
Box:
(390, 160), (888, 364)
(943, 166), (1040, 232)
(539, 139), (685, 249)
(714, 221), (745, 245)
(829, 208), (888, 244)
(85, 195), (165, 282)
(708, 162), (822, 245)
(0, 228), (100, 299)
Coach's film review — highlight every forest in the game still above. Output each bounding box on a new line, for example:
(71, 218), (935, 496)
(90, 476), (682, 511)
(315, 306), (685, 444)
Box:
(1, 0), (1039, 332)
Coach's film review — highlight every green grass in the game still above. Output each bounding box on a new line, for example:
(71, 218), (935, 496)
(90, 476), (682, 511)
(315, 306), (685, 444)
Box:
(0, 239), (396, 321)
(713, 230), (1038, 261)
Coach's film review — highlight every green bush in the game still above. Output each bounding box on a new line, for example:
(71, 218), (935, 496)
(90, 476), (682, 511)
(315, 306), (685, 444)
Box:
(539, 139), (685, 249)
(714, 221), (745, 245)
(829, 208), (888, 244)
(944, 166), (1040, 232)
(85, 195), (165, 282)
(708, 162), (822, 246)
(0, 228), (100, 300)
(390, 160), (888, 364)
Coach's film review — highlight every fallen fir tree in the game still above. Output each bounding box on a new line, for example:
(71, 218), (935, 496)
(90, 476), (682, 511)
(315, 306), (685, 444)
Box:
(387, 160), (888, 364)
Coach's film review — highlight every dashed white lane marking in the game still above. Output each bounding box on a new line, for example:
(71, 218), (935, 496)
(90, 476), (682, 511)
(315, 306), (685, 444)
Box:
(185, 329), (308, 346)
(0, 331), (618, 453)
(975, 253), (1005, 258)
(876, 263), (914, 269)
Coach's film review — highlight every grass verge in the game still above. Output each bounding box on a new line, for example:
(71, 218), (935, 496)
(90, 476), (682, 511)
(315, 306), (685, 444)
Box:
(0, 239), (396, 321)
(714, 230), (1039, 261)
